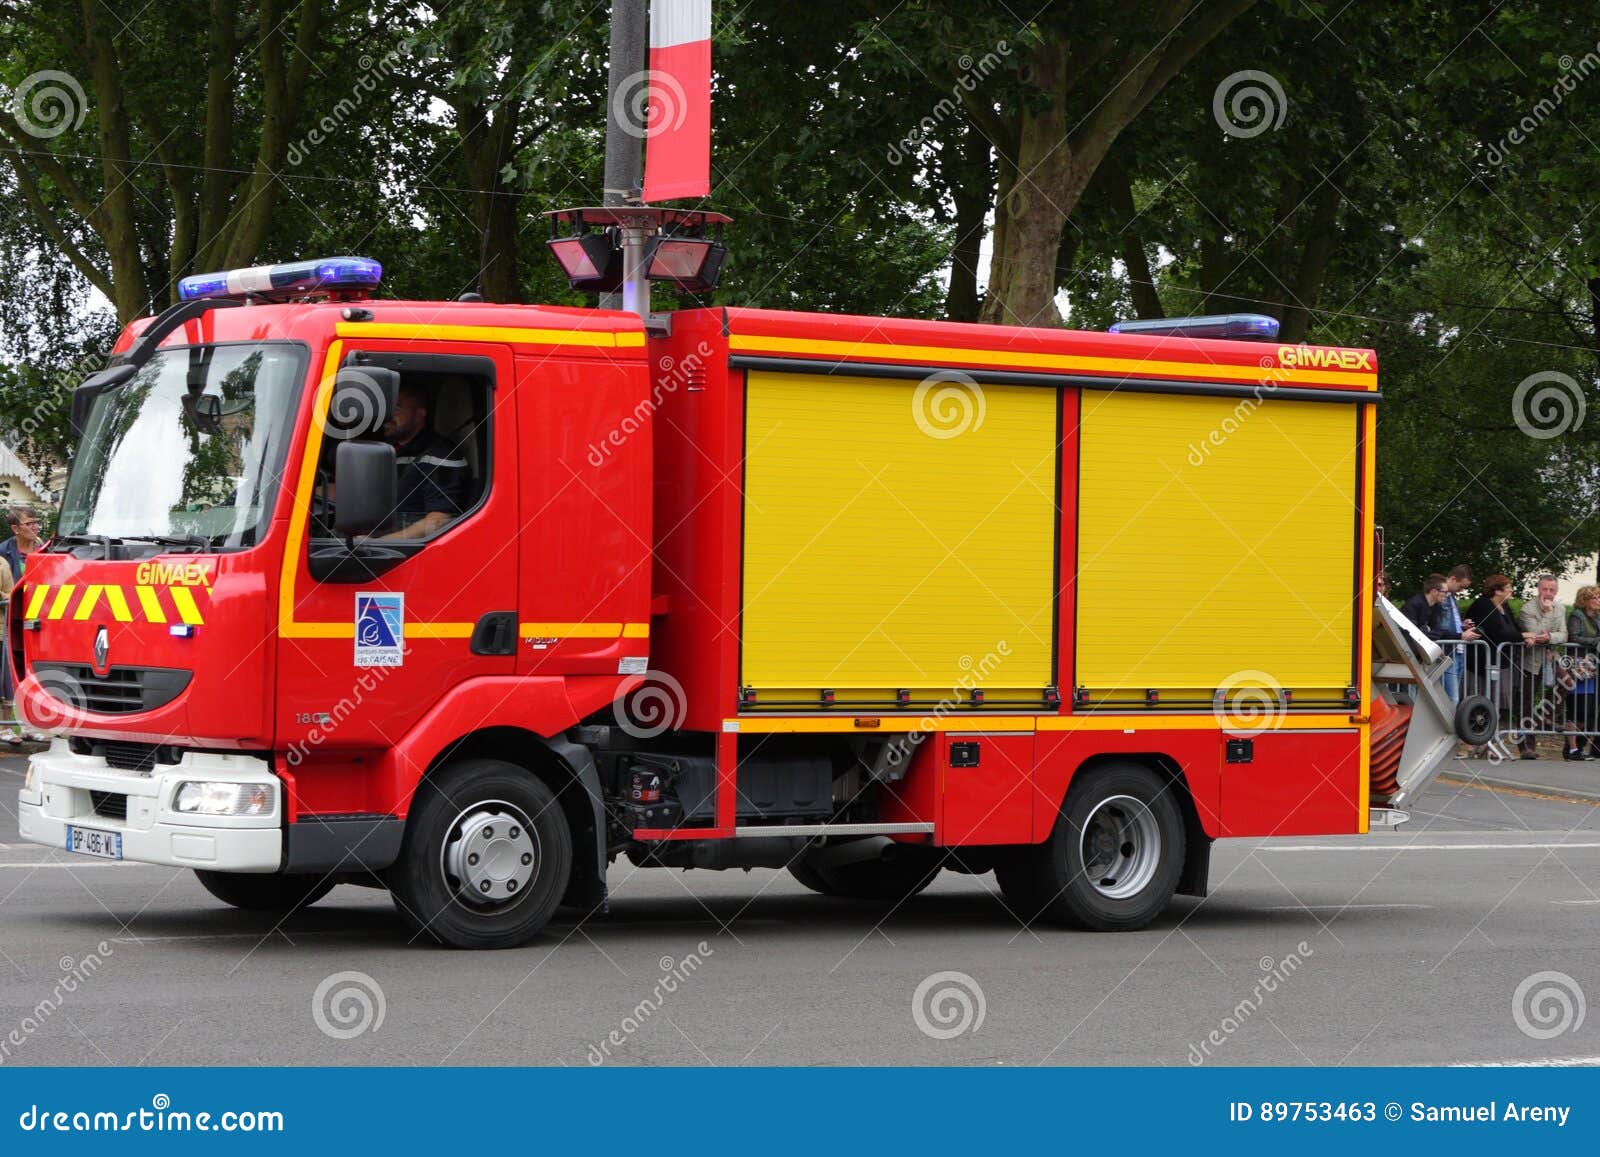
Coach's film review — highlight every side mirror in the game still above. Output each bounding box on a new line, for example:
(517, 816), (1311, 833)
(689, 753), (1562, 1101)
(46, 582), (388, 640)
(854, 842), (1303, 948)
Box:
(326, 366), (398, 441)
(69, 364), (138, 440)
(333, 441), (396, 537)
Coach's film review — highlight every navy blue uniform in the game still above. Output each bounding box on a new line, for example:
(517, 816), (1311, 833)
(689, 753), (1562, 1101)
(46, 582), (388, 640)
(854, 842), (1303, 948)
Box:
(392, 431), (469, 527)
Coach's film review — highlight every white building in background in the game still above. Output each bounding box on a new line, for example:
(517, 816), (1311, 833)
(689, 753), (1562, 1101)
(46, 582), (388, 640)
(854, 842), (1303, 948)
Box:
(1559, 557), (1599, 605)
(0, 439), (53, 512)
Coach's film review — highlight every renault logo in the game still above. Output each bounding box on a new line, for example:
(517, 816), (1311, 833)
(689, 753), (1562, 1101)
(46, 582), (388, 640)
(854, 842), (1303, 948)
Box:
(93, 626), (109, 670)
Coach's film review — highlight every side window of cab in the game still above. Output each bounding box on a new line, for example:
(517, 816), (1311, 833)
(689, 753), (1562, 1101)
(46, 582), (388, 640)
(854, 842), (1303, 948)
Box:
(309, 352), (495, 576)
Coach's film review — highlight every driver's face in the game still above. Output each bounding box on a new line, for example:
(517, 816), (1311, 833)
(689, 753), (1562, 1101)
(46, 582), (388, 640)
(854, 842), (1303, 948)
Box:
(383, 392), (426, 442)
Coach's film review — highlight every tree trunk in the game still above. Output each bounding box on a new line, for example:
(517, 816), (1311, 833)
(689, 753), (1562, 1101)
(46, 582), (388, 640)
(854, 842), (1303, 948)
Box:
(1277, 181), (1342, 343)
(1102, 159), (1161, 319)
(980, 100), (1082, 327)
(946, 126), (991, 323)
(80, 0), (149, 322)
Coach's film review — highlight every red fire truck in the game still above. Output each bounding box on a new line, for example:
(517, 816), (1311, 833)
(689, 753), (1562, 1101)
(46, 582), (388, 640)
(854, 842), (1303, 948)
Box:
(13, 252), (1466, 948)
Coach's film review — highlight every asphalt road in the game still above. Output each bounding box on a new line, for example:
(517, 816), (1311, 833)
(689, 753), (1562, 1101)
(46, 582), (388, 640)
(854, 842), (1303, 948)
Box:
(3, 753), (1599, 1067)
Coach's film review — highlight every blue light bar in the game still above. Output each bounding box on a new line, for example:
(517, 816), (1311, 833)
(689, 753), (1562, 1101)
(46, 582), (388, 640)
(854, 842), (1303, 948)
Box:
(1108, 313), (1280, 341)
(177, 256), (383, 301)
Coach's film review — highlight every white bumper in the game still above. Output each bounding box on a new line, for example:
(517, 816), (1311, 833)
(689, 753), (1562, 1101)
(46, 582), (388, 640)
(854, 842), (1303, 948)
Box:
(17, 740), (284, 872)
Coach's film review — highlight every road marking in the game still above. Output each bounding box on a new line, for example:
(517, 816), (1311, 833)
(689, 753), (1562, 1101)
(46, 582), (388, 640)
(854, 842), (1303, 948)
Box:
(1264, 903), (1431, 911)
(0, 861), (154, 869)
(1551, 899), (1600, 905)
(1257, 841), (1600, 852)
(1455, 1056), (1600, 1067)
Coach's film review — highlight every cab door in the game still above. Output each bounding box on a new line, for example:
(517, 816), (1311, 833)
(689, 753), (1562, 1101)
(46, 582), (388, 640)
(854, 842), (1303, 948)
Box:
(275, 338), (517, 761)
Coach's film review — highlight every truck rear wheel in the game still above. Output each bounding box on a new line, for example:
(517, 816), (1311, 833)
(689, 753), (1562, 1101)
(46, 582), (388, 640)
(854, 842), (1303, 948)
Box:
(388, 759), (572, 949)
(1011, 763), (1185, 931)
(193, 870), (333, 912)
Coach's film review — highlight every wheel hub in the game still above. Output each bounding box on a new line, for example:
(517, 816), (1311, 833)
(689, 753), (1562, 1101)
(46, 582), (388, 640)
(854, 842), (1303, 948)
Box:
(1079, 794), (1160, 901)
(441, 801), (539, 909)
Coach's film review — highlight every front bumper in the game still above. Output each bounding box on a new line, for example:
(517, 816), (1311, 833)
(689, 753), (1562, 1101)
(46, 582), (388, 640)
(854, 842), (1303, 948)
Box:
(17, 740), (284, 872)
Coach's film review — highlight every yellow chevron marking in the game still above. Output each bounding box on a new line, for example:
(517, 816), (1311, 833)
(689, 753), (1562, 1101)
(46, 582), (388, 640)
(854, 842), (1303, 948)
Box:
(168, 586), (204, 625)
(47, 585), (76, 620)
(24, 586), (49, 619)
(102, 585), (134, 623)
(135, 586), (167, 623)
(72, 585), (103, 620)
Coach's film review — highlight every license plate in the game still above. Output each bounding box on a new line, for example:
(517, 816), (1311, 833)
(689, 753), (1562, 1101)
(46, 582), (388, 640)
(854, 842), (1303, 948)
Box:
(65, 825), (122, 860)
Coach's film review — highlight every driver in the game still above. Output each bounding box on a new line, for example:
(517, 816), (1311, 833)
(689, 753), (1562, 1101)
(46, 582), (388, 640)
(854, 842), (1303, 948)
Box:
(380, 381), (468, 539)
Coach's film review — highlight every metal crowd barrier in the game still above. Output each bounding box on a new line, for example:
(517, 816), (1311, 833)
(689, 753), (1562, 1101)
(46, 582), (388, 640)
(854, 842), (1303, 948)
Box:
(1481, 639), (1600, 740)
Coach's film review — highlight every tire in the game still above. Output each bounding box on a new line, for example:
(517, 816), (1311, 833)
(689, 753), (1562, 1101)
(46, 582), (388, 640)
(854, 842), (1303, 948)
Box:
(194, 870), (334, 912)
(787, 845), (941, 902)
(1014, 762), (1185, 931)
(1454, 694), (1496, 745)
(387, 759), (573, 949)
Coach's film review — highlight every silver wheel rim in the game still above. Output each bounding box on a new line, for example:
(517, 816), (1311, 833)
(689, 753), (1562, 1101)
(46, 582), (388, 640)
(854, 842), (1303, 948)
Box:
(1079, 794), (1160, 900)
(440, 799), (540, 911)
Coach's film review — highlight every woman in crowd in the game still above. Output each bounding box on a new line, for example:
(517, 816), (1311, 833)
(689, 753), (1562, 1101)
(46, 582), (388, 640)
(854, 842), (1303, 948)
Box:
(1462, 574), (1535, 753)
(1567, 585), (1600, 760)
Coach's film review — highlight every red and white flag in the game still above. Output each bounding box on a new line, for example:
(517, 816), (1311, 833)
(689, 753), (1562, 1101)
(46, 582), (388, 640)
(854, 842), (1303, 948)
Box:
(642, 0), (711, 202)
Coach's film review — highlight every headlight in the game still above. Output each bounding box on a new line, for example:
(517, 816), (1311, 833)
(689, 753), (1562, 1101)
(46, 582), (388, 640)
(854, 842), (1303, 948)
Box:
(22, 763), (38, 794)
(173, 781), (275, 817)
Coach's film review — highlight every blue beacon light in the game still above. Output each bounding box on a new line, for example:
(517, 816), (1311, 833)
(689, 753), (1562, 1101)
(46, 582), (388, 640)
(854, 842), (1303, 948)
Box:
(177, 256), (383, 301)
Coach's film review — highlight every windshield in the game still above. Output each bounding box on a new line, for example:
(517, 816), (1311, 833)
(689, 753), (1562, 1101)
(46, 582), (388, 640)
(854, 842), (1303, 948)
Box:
(57, 342), (306, 550)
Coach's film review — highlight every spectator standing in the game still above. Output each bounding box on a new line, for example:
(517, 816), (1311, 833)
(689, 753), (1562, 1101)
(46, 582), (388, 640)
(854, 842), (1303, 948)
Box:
(1401, 574), (1449, 637)
(1438, 565), (1474, 702)
(1566, 586), (1600, 760)
(0, 506), (43, 744)
(1516, 574), (1568, 759)
(1463, 574), (1534, 755)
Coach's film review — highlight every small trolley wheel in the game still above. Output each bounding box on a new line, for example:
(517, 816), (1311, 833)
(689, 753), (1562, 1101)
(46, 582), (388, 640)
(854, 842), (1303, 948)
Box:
(1018, 762), (1186, 931)
(388, 758), (572, 949)
(193, 870), (334, 912)
(1454, 694), (1496, 746)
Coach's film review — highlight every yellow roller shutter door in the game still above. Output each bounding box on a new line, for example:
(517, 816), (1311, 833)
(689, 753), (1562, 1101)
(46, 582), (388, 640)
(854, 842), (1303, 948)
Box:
(1075, 391), (1359, 704)
(741, 371), (1058, 702)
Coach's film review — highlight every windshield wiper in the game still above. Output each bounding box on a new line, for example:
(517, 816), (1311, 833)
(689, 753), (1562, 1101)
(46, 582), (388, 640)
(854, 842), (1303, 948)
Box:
(120, 534), (212, 553)
(48, 533), (116, 559)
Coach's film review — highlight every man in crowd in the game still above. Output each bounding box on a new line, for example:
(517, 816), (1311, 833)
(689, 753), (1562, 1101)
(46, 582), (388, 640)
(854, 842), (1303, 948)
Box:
(1436, 564), (1475, 702)
(1516, 574), (1568, 759)
(1402, 573), (1449, 637)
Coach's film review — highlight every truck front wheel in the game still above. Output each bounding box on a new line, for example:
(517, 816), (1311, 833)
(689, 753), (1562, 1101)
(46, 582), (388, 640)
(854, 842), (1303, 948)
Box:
(388, 759), (572, 949)
(193, 870), (333, 912)
(1007, 763), (1185, 931)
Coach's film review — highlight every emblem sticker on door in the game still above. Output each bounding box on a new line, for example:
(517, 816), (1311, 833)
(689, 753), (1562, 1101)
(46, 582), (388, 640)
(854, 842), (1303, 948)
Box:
(355, 592), (404, 667)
